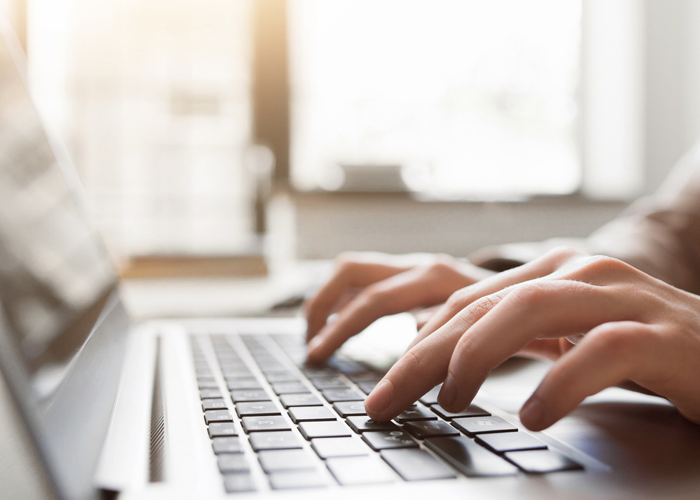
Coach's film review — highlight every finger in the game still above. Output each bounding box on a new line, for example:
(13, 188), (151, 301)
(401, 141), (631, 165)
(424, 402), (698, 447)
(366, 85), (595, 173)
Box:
(516, 338), (563, 361)
(413, 304), (443, 329)
(407, 246), (582, 351)
(364, 289), (510, 420)
(306, 264), (470, 363)
(440, 280), (638, 412)
(305, 260), (407, 342)
(519, 321), (657, 431)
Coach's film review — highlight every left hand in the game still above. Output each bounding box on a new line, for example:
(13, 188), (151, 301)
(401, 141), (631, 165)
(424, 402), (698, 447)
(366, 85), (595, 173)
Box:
(364, 247), (700, 431)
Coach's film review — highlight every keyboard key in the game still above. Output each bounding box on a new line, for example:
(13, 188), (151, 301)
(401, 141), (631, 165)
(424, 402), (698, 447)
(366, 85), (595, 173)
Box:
(395, 405), (437, 423)
(381, 448), (456, 481)
(222, 369), (254, 379)
(269, 471), (326, 490)
(322, 388), (365, 402)
(204, 410), (233, 424)
(218, 357), (244, 365)
(346, 416), (400, 433)
(242, 416), (291, 433)
(265, 372), (301, 383)
(227, 379), (263, 391)
(208, 422), (238, 438)
(302, 366), (337, 378)
(258, 449), (316, 473)
(218, 454), (250, 473)
(505, 449), (583, 473)
(231, 390), (271, 403)
(424, 436), (518, 477)
(362, 430), (418, 451)
(249, 431), (302, 451)
(403, 420), (460, 439)
(257, 361), (286, 371)
(198, 379), (219, 389)
(194, 367), (213, 377)
(288, 406), (337, 423)
(223, 473), (256, 493)
(418, 384), (442, 405)
(311, 377), (350, 390)
(212, 437), (243, 454)
(451, 416), (517, 436)
(326, 457), (395, 485)
(299, 421), (352, 440)
(333, 401), (367, 417)
(280, 393), (323, 408)
(432, 404), (490, 420)
(200, 389), (222, 400)
(329, 358), (365, 374)
(260, 365), (291, 375)
(272, 382), (310, 395)
(349, 372), (383, 382)
(476, 432), (547, 453)
(202, 399), (227, 411)
(235, 401), (280, 417)
(357, 381), (379, 394)
(311, 437), (370, 459)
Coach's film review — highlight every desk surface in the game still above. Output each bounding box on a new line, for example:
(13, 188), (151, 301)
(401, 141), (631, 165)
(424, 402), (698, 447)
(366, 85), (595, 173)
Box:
(119, 260), (329, 320)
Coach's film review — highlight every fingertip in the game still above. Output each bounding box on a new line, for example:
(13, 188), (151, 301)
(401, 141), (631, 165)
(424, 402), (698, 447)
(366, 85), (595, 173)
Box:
(437, 374), (457, 410)
(305, 336), (330, 365)
(519, 396), (550, 431)
(365, 380), (394, 421)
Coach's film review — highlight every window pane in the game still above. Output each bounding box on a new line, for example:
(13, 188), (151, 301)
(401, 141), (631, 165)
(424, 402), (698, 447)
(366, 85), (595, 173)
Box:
(28, 0), (253, 257)
(290, 0), (581, 197)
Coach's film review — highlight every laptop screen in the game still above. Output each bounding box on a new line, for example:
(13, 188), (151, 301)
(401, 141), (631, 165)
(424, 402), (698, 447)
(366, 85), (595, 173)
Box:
(0, 26), (117, 400)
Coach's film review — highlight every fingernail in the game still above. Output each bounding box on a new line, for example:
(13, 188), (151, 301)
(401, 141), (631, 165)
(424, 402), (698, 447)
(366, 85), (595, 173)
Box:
(365, 380), (393, 418)
(305, 338), (325, 364)
(520, 396), (544, 430)
(307, 336), (322, 352)
(439, 374), (457, 409)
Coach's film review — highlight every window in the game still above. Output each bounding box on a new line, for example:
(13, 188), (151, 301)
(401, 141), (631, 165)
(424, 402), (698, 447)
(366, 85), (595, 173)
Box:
(27, 0), (254, 258)
(289, 0), (582, 198)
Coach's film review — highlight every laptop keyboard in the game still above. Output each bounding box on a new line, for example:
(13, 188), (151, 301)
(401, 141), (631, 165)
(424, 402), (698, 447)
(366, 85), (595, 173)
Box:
(188, 331), (583, 493)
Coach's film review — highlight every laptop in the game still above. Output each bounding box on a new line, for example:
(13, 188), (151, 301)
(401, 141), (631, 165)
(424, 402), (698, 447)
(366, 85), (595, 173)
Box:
(1, 18), (700, 500)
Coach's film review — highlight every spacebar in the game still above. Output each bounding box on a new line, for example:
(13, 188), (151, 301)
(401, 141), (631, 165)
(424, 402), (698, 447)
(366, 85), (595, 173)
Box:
(424, 436), (518, 477)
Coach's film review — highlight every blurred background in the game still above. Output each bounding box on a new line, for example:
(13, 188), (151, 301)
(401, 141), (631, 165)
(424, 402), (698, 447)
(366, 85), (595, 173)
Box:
(1, 0), (700, 263)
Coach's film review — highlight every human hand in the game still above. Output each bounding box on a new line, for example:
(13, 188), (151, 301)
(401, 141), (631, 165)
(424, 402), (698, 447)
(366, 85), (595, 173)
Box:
(304, 252), (495, 363)
(364, 247), (700, 430)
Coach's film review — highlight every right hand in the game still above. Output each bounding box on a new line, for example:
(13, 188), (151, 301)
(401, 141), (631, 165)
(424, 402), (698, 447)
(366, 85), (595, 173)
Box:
(305, 252), (495, 363)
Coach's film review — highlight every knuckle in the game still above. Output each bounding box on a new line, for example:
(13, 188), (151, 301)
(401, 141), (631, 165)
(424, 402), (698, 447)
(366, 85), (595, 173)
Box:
(359, 284), (390, 309)
(403, 346), (427, 372)
(431, 253), (459, 269)
(334, 252), (360, 271)
(581, 255), (634, 276)
(589, 324), (634, 354)
(544, 246), (581, 263)
(459, 294), (502, 328)
(507, 282), (551, 309)
(422, 254), (460, 277)
(446, 288), (473, 310)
